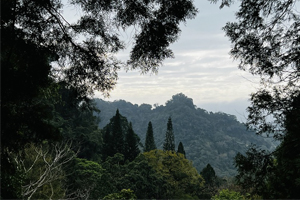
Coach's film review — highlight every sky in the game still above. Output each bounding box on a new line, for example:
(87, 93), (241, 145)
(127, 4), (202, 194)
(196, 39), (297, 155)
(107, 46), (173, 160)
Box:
(66, 1), (262, 122)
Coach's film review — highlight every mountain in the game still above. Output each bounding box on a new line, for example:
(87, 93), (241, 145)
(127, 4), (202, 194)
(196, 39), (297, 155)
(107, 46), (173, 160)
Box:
(94, 93), (277, 177)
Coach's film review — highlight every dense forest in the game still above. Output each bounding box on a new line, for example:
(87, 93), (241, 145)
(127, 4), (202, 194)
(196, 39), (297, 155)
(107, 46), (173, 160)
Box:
(2, 0), (299, 199)
(94, 93), (276, 177)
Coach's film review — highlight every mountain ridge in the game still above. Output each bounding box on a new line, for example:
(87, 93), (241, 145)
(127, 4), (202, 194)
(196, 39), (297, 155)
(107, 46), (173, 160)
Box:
(94, 93), (276, 177)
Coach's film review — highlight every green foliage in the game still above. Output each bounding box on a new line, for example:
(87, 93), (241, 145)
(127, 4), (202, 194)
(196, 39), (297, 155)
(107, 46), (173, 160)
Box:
(124, 123), (141, 162)
(233, 95), (300, 198)
(143, 150), (205, 198)
(65, 158), (108, 199)
(9, 143), (75, 199)
(103, 189), (136, 200)
(2, 0), (198, 197)
(209, 1), (300, 199)
(95, 94), (275, 177)
(54, 83), (103, 161)
(234, 146), (274, 196)
(144, 121), (157, 152)
(201, 164), (216, 186)
(177, 141), (186, 157)
(212, 189), (247, 200)
(2, 0), (197, 97)
(102, 110), (127, 160)
(1, 29), (61, 198)
(112, 110), (125, 154)
(163, 117), (175, 151)
(121, 156), (168, 199)
(100, 153), (163, 199)
(222, 0), (299, 138)
(102, 110), (141, 162)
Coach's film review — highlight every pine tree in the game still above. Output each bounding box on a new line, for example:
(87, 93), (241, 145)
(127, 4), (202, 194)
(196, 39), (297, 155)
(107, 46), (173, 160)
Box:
(102, 109), (126, 159)
(177, 142), (186, 158)
(112, 109), (124, 155)
(144, 121), (156, 152)
(163, 117), (175, 151)
(125, 122), (140, 162)
(102, 128), (113, 161)
(200, 164), (216, 186)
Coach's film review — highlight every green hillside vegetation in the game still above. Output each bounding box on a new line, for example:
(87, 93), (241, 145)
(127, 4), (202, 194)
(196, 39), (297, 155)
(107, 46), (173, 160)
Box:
(94, 93), (276, 177)
(3, 0), (299, 199)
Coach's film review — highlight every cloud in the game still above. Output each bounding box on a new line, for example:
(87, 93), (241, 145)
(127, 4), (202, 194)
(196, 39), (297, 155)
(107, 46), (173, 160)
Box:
(94, 1), (261, 120)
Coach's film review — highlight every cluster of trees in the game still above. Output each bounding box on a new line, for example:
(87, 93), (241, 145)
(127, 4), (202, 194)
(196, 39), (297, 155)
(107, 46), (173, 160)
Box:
(2, 0), (299, 199)
(94, 93), (276, 177)
(1, 0), (199, 198)
(211, 0), (300, 198)
(2, 80), (209, 199)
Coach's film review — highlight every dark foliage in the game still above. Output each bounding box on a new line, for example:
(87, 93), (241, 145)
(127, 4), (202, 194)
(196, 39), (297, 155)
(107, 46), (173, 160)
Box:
(94, 94), (275, 177)
(102, 110), (126, 160)
(177, 142), (186, 158)
(201, 164), (216, 186)
(163, 117), (176, 151)
(54, 83), (103, 161)
(125, 123), (141, 162)
(144, 121), (157, 152)
(2, 0), (197, 97)
(102, 110), (141, 162)
(1, 0), (198, 197)
(210, 0), (300, 198)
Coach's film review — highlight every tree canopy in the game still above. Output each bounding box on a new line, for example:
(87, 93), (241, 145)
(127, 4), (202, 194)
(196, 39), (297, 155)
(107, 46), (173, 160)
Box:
(2, 0), (197, 97)
(211, 0), (300, 198)
(144, 121), (157, 152)
(143, 150), (205, 198)
(177, 141), (186, 158)
(163, 117), (175, 151)
(211, 0), (300, 138)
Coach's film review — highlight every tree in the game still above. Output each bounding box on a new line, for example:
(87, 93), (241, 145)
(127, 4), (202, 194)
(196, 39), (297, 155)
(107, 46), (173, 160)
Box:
(2, 1), (197, 195)
(266, 93), (300, 198)
(10, 142), (75, 199)
(212, 189), (248, 200)
(102, 127), (115, 161)
(54, 82), (103, 162)
(102, 109), (127, 160)
(64, 158), (109, 199)
(211, 0), (299, 137)
(200, 164), (216, 186)
(124, 122), (141, 162)
(121, 156), (168, 199)
(143, 150), (205, 199)
(103, 189), (137, 200)
(210, 0), (300, 198)
(144, 121), (157, 152)
(1, 33), (62, 198)
(163, 117), (175, 151)
(112, 109), (125, 154)
(2, 0), (197, 98)
(234, 146), (275, 197)
(177, 141), (186, 158)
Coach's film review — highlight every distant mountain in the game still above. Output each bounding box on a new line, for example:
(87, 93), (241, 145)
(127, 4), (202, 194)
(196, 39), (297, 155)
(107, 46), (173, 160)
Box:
(94, 93), (277, 177)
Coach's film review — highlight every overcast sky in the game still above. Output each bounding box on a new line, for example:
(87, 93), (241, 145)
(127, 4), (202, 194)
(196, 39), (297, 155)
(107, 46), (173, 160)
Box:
(72, 1), (261, 122)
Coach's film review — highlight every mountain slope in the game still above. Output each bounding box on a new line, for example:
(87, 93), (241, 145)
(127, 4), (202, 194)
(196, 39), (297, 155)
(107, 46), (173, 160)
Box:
(94, 93), (276, 177)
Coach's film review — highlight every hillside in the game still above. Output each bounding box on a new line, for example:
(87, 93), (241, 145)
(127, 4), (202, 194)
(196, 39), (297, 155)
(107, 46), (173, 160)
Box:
(94, 93), (276, 177)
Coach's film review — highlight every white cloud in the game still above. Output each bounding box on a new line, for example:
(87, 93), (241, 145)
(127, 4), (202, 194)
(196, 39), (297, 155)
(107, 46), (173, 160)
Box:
(94, 1), (261, 120)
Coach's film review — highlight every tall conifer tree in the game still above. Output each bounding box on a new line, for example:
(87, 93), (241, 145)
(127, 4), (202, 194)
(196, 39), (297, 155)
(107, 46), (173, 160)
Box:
(112, 109), (124, 155)
(163, 117), (175, 151)
(177, 142), (186, 158)
(144, 121), (156, 152)
(102, 128), (113, 161)
(102, 109), (126, 159)
(125, 122), (140, 161)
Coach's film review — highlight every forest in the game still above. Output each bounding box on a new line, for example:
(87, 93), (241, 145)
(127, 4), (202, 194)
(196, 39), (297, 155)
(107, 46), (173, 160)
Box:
(94, 93), (276, 177)
(1, 0), (299, 199)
